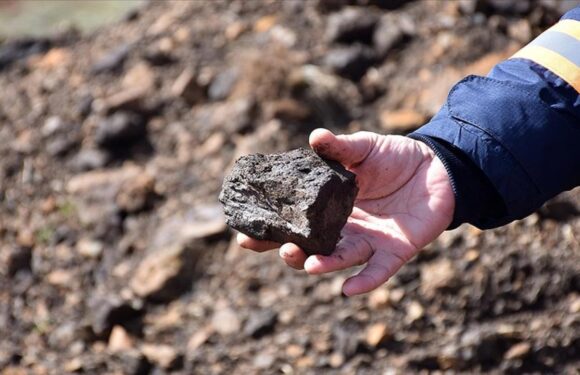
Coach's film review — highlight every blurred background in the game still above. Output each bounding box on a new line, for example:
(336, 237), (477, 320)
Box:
(0, 0), (578, 374)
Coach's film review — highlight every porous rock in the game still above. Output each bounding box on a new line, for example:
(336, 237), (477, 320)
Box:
(219, 148), (358, 255)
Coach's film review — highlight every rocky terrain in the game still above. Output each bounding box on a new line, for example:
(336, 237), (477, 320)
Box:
(0, 0), (578, 374)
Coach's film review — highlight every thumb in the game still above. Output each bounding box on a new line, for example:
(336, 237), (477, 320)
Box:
(309, 128), (377, 168)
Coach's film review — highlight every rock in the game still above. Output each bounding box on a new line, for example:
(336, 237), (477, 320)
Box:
(193, 98), (256, 141)
(244, 309), (278, 338)
(116, 173), (157, 213)
(323, 44), (375, 81)
(420, 258), (459, 298)
(66, 164), (149, 226)
(108, 325), (134, 352)
(186, 327), (214, 353)
(46, 136), (79, 157)
(95, 112), (147, 150)
(0, 37), (52, 71)
(373, 17), (405, 57)
(91, 44), (131, 74)
(208, 68), (239, 101)
(122, 62), (156, 93)
(42, 116), (66, 137)
(504, 341), (531, 360)
(254, 353), (276, 369)
(142, 48), (175, 66)
(211, 307), (241, 335)
(333, 318), (361, 359)
(150, 203), (227, 250)
(379, 109), (426, 132)
(367, 288), (390, 309)
(89, 295), (142, 338)
(325, 7), (379, 44)
(76, 238), (103, 259)
(129, 243), (198, 302)
(171, 67), (204, 105)
(70, 148), (110, 171)
(141, 344), (182, 370)
(96, 88), (147, 114)
(365, 323), (391, 347)
(406, 301), (424, 323)
(110, 350), (151, 375)
(219, 148), (358, 255)
(254, 15), (278, 33)
(4, 246), (32, 277)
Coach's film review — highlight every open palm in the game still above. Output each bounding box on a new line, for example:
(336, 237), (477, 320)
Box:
(238, 128), (455, 296)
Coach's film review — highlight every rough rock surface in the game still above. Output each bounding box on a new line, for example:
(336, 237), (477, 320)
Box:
(220, 148), (358, 255)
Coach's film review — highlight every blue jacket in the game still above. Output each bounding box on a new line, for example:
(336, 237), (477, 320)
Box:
(410, 7), (580, 229)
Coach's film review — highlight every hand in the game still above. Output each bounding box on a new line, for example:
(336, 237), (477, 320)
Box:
(238, 128), (455, 296)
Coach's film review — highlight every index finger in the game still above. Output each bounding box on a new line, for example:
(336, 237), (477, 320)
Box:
(237, 232), (280, 252)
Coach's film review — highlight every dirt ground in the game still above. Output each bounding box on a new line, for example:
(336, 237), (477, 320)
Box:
(0, 0), (578, 374)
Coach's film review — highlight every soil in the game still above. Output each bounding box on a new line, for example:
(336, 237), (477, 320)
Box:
(0, 1), (578, 374)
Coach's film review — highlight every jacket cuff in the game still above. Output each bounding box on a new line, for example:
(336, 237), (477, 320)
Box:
(408, 133), (507, 230)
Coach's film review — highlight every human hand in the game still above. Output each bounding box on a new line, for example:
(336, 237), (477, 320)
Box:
(238, 128), (455, 296)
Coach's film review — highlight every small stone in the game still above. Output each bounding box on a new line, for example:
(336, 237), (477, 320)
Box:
(76, 238), (103, 259)
(365, 323), (391, 347)
(141, 344), (182, 370)
(208, 68), (239, 101)
(286, 344), (304, 358)
(70, 148), (110, 171)
(368, 288), (390, 309)
(373, 16), (404, 57)
(95, 112), (147, 150)
(171, 68), (204, 104)
(253, 352), (275, 369)
(220, 148), (358, 256)
(193, 98), (256, 141)
(504, 342), (531, 360)
(5, 247), (32, 277)
(42, 116), (65, 136)
(420, 258), (458, 297)
(211, 307), (241, 335)
(406, 301), (424, 323)
(47, 136), (79, 157)
(63, 358), (83, 373)
(389, 287), (405, 303)
(254, 15), (277, 33)
(16, 229), (35, 248)
(122, 62), (155, 93)
(116, 173), (156, 213)
(108, 325), (134, 352)
(329, 352), (345, 368)
(244, 309), (278, 338)
(323, 44), (375, 81)
(569, 297), (580, 314)
(187, 326), (214, 353)
(325, 7), (378, 44)
(91, 44), (131, 74)
(89, 295), (142, 337)
(129, 243), (198, 302)
(225, 21), (246, 40)
(380, 109), (426, 132)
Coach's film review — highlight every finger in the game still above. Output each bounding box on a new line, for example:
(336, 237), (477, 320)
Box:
(342, 250), (408, 296)
(304, 235), (373, 274)
(237, 232), (280, 252)
(309, 128), (377, 168)
(279, 243), (307, 270)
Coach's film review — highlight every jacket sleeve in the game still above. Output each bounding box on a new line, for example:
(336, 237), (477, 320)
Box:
(409, 7), (580, 229)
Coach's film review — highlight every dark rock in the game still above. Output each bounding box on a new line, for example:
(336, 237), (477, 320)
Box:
(46, 136), (79, 157)
(373, 17), (405, 57)
(325, 7), (379, 44)
(208, 68), (239, 101)
(193, 98), (256, 141)
(6, 247), (32, 277)
(110, 350), (152, 375)
(333, 317), (362, 359)
(91, 44), (131, 75)
(70, 149), (110, 171)
(244, 309), (278, 338)
(77, 94), (94, 118)
(323, 44), (376, 81)
(171, 68), (204, 105)
(538, 199), (579, 222)
(143, 49), (176, 66)
(95, 112), (147, 150)
(89, 295), (143, 338)
(219, 148), (358, 255)
(0, 37), (52, 71)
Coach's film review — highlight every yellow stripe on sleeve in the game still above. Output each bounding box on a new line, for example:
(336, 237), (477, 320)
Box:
(549, 19), (580, 40)
(512, 45), (580, 93)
